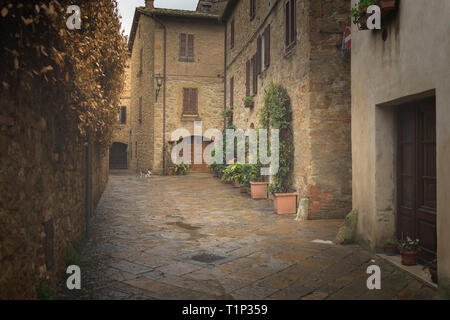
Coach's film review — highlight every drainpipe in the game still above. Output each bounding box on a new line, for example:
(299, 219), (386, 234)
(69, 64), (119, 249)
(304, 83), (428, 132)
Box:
(223, 23), (227, 130)
(152, 15), (167, 175)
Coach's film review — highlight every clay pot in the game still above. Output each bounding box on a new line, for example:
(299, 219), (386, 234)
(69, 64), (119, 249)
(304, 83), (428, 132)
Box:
(244, 101), (254, 108)
(168, 167), (174, 176)
(232, 179), (240, 188)
(250, 182), (269, 199)
(400, 251), (418, 266)
(379, 0), (396, 15)
(240, 186), (247, 193)
(384, 244), (397, 256)
(273, 193), (297, 215)
(429, 267), (438, 284)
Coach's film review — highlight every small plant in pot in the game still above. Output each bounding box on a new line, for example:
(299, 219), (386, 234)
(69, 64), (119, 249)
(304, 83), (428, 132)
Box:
(167, 166), (174, 176)
(173, 163), (190, 175)
(383, 240), (397, 256)
(221, 163), (243, 188)
(397, 237), (420, 266)
(423, 259), (438, 284)
(243, 96), (254, 108)
(351, 0), (377, 30)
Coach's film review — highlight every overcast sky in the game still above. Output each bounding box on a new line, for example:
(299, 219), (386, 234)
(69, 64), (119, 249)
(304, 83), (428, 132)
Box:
(117, 0), (199, 36)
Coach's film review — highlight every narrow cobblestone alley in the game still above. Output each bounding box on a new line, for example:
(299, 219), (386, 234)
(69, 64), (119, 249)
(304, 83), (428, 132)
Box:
(59, 173), (439, 300)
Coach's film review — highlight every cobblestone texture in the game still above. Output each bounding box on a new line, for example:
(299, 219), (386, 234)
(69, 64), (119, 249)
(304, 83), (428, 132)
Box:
(59, 172), (439, 300)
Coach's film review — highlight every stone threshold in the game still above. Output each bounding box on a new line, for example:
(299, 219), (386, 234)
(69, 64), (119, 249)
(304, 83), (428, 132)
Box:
(377, 253), (438, 289)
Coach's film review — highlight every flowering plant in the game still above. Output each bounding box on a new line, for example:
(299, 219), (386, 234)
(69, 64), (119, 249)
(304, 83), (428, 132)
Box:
(397, 237), (420, 252)
(350, 0), (377, 25)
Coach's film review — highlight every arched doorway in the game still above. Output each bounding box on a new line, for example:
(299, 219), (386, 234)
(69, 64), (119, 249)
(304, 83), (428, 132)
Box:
(109, 142), (128, 169)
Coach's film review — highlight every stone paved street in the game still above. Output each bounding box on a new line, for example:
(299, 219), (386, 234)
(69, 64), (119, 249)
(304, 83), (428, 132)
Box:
(59, 172), (439, 300)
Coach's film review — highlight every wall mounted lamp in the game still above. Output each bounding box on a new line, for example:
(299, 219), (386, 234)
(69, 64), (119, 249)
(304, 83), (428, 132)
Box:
(155, 74), (164, 102)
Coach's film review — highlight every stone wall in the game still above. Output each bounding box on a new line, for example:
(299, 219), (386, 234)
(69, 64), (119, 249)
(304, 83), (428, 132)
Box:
(225, 0), (351, 219)
(112, 56), (132, 146)
(0, 94), (109, 299)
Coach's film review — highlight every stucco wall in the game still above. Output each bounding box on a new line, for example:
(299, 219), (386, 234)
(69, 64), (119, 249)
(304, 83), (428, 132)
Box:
(351, 0), (450, 287)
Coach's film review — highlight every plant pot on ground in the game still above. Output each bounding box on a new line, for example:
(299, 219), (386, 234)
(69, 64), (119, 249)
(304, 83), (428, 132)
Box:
(423, 259), (438, 284)
(397, 237), (420, 266)
(250, 182), (269, 199)
(167, 167), (174, 176)
(273, 193), (297, 215)
(383, 240), (397, 256)
(240, 185), (247, 193)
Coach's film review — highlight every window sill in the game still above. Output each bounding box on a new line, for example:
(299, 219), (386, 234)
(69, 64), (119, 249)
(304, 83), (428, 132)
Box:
(179, 57), (195, 63)
(181, 114), (201, 121)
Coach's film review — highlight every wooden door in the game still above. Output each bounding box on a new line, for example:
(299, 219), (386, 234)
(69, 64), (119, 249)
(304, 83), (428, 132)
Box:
(189, 136), (212, 172)
(397, 97), (437, 261)
(109, 142), (128, 169)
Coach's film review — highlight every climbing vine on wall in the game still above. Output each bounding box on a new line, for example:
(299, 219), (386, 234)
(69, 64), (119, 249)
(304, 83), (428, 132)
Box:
(258, 82), (294, 193)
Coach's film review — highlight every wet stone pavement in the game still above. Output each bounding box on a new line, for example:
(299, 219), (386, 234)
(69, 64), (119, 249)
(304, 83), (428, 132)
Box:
(59, 172), (439, 300)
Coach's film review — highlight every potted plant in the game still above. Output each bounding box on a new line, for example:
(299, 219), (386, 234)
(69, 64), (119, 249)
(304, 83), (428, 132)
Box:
(383, 240), (397, 256)
(238, 164), (252, 193)
(167, 166), (174, 176)
(173, 163), (190, 175)
(379, 0), (396, 16)
(351, 0), (377, 30)
(258, 83), (296, 214)
(221, 163), (243, 188)
(423, 259), (438, 284)
(243, 96), (254, 108)
(397, 237), (420, 266)
(221, 108), (233, 126)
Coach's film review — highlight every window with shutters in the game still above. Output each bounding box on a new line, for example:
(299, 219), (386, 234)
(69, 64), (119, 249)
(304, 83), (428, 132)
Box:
(230, 18), (235, 49)
(285, 0), (296, 52)
(250, 0), (256, 20)
(251, 55), (257, 95)
(179, 33), (195, 62)
(139, 97), (142, 123)
(245, 60), (250, 97)
(183, 88), (198, 115)
(230, 77), (234, 108)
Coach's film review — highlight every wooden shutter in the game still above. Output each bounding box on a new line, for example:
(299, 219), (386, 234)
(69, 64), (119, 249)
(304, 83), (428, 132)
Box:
(121, 106), (127, 124)
(285, 1), (290, 47)
(183, 88), (190, 114)
(188, 34), (194, 58)
(252, 55), (257, 95)
(250, 0), (255, 19)
(180, 33), (187, 58)
(230, 18), (235, 49)
(139, 48), (143, 72)
(257, 36), (262, 74)
(246, 60), (250, 97)
(230, 77), (234, 108)
(191, 88), (198, 114)
(290, 0), (296, 45)
(264, 25), (270, 67)
(139, 97), (142, 123)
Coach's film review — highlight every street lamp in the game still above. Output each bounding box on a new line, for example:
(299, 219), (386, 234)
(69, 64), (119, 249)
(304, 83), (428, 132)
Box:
(155, 74), (164, 102)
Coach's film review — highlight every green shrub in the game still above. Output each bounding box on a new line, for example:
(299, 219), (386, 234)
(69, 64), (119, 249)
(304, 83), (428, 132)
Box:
(36, 278), (56, 300)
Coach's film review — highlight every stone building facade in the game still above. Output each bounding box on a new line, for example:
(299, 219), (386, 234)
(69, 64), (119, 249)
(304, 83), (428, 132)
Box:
(128, 1), (226, 174)
(221, 0), (352, 219)
(351, 0), (450, 288)
(110, 56), (132, 170)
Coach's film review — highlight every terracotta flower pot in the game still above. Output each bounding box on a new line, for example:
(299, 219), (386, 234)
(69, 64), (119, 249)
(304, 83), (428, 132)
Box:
(379, 0), (396, 15)
(250, 182), (268, 199)
(240, 186), (247, 193)
(244, 101), (254, 108)
(400, 251), (418, 266)
(273, 193), (297, 215)
(168, 167), (174, 176)
(429, 267), (438, 284)
(384, 244), (397, 256)
(232, 179), (240, 188)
